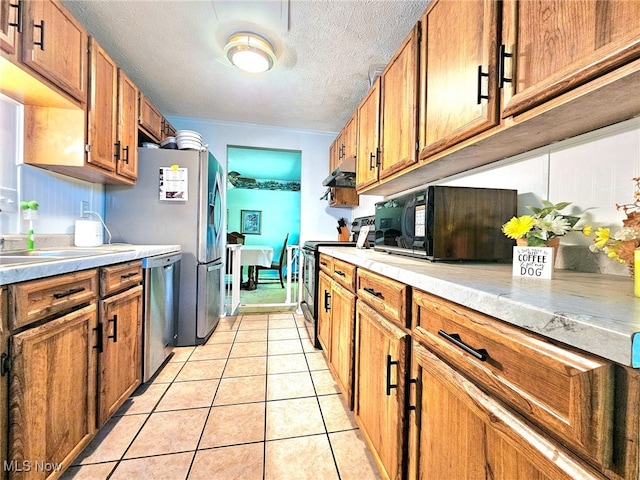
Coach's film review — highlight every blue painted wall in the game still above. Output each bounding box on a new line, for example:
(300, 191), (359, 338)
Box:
(227, 186), (300, 257)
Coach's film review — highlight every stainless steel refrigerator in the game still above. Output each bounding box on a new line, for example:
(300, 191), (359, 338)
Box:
(105, 148), (225, 346)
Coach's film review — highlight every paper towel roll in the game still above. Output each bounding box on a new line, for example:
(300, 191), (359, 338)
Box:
(75, 220), (103, 247)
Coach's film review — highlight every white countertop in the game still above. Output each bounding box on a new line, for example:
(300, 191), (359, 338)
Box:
(0, 244), (182, 285)
(320, 246), (640, 368)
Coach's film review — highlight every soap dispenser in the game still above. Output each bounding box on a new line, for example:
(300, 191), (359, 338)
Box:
(20, 200), (39, 250)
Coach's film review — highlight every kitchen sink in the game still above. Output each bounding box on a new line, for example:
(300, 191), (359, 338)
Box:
(0, 256), (61, 266)
(0, 247), (126, 267)
(0, 248), (121, 258)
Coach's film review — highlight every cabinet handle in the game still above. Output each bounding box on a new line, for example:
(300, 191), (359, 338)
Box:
(114, 140), (121, 161)
(1, 353), (12, 376)
(334, 270), (345, 277)
(369, 152), (376, 170)
(122, 145), (129, 164)
(438, 329), (487, 361)
(407, 378), (417, 412)
(52, 286), (85, 299)
(386, 354), (398, 396)
(323, 290), (331, 312)
(108, 315), (118, 343)
(375, 147), (381, 167)
(363, 286), (383, 298)
(93, 323), (103, 353)
(33, 19), (44, 50)
(476, 65), (489, 104)
(499, 44), (513, 89)
(9, 1), (22, 32)
(120, 272), (137, 279)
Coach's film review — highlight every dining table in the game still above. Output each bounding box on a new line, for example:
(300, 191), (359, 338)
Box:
(239, 245), (274, 290)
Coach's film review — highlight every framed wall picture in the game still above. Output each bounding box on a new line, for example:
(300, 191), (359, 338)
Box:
(241, 209), (262, 235)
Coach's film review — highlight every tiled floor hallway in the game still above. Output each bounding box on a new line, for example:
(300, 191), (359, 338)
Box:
(62, 312), (382, 479)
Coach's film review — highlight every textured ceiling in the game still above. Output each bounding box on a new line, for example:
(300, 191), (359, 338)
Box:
(61, 0), (430, 133)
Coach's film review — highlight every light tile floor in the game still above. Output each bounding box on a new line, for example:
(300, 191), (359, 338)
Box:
(62, 313), (381, 480)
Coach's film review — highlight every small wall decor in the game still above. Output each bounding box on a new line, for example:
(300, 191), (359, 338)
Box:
(241, 209), (262, 235)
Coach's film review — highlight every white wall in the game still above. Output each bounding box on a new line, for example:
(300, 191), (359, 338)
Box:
(166, 116), (354, 244)
(434, 117), (640, 246)
(0, 94), (104, 237)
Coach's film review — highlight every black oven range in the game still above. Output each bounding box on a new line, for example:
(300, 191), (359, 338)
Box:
(300, 216), (375, 348)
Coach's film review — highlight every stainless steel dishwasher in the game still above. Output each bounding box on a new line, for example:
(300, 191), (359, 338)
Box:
(142, 252), (182, 382)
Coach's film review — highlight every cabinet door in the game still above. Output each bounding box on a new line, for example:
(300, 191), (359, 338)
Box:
(317, 271), (332, 353)
(87, 38), (117, 173)
(0, 0), (18, 56)
(116, 70), (139, 181)
(502, 0), (640, 118)
(354, 300), (409, 480)
(356, 78), (380, 190)
(343, 112), (357, 161)
(21, 0), (88, 103)
(98, 285), (142, 426)
(328, 283), (356, 408)
(379, 22), (419, 180)
(0, 288), (7, 480)
(420, 0), (499, 160)
(8, 304), (97, 479)
(411, 341), (604, 480)
(138, 93), (163, 141)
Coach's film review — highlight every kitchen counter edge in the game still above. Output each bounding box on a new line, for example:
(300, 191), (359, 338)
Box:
(0, 244), (182, 286)
(320, 246), (639, 368)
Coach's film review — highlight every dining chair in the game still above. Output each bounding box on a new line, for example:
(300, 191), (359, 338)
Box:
(256, 233), (289, 288)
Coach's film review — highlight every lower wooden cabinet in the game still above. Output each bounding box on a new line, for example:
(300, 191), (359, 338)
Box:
(317, 271), (332, 353)
(317, 267), (357, 408)
(327, 281), (356, 407)
(0, 287), (7, 480)
(410, 341), (604, 479)
(8, 304), (98, 480)
(354, 300), (410, 480)
(97, 284), (142, 427)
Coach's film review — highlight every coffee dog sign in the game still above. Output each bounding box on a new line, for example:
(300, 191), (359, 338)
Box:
(513, 246), (554, 279)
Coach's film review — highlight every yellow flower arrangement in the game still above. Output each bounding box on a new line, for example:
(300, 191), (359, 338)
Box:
(502, 200), (592, 247)
(589, 177), (640, 274)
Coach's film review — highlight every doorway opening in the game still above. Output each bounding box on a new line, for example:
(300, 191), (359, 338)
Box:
(225, 146), (301, 312)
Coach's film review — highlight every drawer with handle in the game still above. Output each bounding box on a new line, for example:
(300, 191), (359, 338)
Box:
(357, 268), (410, 328)
(332, 258), (356, 292)
(9, 269), (98, 329)
(100, 260), (143, 297)
(412, 289), (614, 470)
(319, 253), (333, 275)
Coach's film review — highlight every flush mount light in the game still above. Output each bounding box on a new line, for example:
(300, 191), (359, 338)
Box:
(224, 32), (276, 73)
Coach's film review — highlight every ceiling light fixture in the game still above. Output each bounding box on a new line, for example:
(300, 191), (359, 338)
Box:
(224, 32), (276, 73)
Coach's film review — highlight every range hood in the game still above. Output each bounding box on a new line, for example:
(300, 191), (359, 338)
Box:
(322, 156), (356, 188)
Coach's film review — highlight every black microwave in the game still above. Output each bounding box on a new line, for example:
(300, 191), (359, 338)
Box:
(374, 186), (517, 261)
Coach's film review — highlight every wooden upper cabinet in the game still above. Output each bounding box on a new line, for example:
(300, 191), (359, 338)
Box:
(21, 0), (88, 103)
(379, 21), (420, 180)
(0, 0), (19, 56)
(87, 38), (138, 183)
(87, 38), (118, 173)
(139, 92), (163, 141)
(117, 70), (139, 180)
(419, 0), (500, 160)
(342, 112), (357, 162)
(356, 77), (380, 190)
(502, 0), (640, 118)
